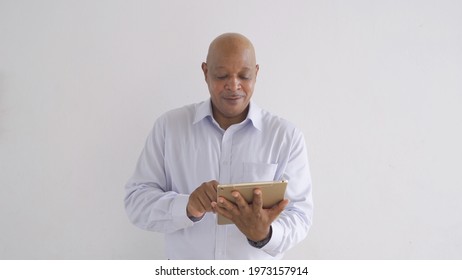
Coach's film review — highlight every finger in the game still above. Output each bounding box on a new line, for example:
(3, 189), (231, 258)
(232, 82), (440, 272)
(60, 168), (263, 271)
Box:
(187, 196), (206, 217)
(204, 185), (218, 203)
(195, 183), (217, 207)
(196, 196), (210, 212)
(210, 180), (219, 191)
(217, 196), (233, 210)
(232, 191), (249, 210)
(268, 199), (289, 219)
(189, 191), (204, 210)
(279, 198), (289, 209)
(211, 201), (217, 213)
(212, 202), (233, 220)
(218, 196), (243, 219)
(197, 190), (216, 212)
(214, 198), (236, 218)
(187, 206), (203, 218)
(252, 188), (263, 213)
(199, 181), (218, 204)
(189, 181), (219, 215)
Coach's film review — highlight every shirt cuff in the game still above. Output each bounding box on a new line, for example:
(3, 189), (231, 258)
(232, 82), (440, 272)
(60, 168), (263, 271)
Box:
(188, 213), (205, 222)
(171, 194), (195, 228)
(261, 221), (284, 255)
(247, 226), (272, 248)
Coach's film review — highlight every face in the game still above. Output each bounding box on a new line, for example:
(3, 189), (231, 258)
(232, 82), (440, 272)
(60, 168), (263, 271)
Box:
(202, 48), (259, 128)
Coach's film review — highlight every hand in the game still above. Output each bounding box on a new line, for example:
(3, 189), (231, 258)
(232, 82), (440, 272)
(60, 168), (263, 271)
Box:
(187, 180), (219, 218)
(212, 188), (289, 241)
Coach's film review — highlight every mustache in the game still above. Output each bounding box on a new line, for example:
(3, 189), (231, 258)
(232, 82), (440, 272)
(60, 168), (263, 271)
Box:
(223, 92), (245, 98)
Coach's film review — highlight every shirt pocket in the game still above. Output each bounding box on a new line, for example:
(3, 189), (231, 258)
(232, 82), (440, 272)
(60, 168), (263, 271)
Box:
(241, 162), (278, 182)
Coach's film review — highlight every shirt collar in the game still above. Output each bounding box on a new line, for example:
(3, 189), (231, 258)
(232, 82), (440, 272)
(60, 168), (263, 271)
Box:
(247, 101), (263, 131)
(193, 98), (263, 131)
(193, 99), (214, 124)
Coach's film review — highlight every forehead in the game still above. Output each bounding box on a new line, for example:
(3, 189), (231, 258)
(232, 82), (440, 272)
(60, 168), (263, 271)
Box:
(213, 65), (253, 72)
(209, 50), (255, 71)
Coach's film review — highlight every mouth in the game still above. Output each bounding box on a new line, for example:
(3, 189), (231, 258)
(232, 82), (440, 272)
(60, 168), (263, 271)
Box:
(223, 94), (245, 101)
(223, 96), (244, 106)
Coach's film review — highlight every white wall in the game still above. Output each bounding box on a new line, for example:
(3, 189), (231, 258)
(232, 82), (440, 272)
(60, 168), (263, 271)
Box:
(1, 0), (461, 259)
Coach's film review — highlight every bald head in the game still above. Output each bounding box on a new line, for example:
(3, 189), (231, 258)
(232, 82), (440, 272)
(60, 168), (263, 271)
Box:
(201, 33), (259, 130)
(206, 33), (257, 66)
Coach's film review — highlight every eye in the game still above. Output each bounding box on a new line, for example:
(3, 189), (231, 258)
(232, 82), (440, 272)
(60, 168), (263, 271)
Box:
(216, 75), (227, 80)
(239, 72), (251, 80)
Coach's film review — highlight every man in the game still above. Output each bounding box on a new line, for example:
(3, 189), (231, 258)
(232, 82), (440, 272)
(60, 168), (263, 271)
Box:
(124, 33), (313, 259)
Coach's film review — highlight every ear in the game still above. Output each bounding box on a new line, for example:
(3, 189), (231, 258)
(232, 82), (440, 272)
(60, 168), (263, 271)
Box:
(255, 64), (260, 79)
(201, 62), (208, 81)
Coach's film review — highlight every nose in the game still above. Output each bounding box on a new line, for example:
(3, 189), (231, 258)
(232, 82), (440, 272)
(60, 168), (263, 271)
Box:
(225, 76), (241, 92)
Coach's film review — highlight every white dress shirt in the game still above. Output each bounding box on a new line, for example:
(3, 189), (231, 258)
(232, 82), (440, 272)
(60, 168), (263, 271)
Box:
(124, 99), (313, 259)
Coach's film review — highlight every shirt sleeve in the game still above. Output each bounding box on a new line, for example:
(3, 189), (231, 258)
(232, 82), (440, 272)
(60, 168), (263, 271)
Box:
(124, 117), (195, 233)
(262, 128), (313, 256)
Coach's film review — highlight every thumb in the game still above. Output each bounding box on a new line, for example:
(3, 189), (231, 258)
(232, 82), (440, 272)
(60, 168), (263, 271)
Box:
(268, 199), (289, 219)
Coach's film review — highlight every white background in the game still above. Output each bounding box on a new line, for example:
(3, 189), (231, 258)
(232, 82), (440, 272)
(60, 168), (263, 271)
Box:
(0, 0), (461, 259)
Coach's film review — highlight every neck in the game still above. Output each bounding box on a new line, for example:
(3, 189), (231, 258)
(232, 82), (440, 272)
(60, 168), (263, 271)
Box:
(212, 105), (249, 130)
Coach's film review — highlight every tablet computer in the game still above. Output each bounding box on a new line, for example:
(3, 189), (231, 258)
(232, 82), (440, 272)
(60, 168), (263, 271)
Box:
(216, 180), (288, 225)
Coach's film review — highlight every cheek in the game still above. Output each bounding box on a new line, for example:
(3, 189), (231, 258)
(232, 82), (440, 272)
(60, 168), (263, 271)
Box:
(242, 82), (255, 94)
(209, 81), (225, 94)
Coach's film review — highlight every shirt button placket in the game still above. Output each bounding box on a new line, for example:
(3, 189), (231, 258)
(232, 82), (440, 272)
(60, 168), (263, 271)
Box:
(215, 129), (234, 259)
